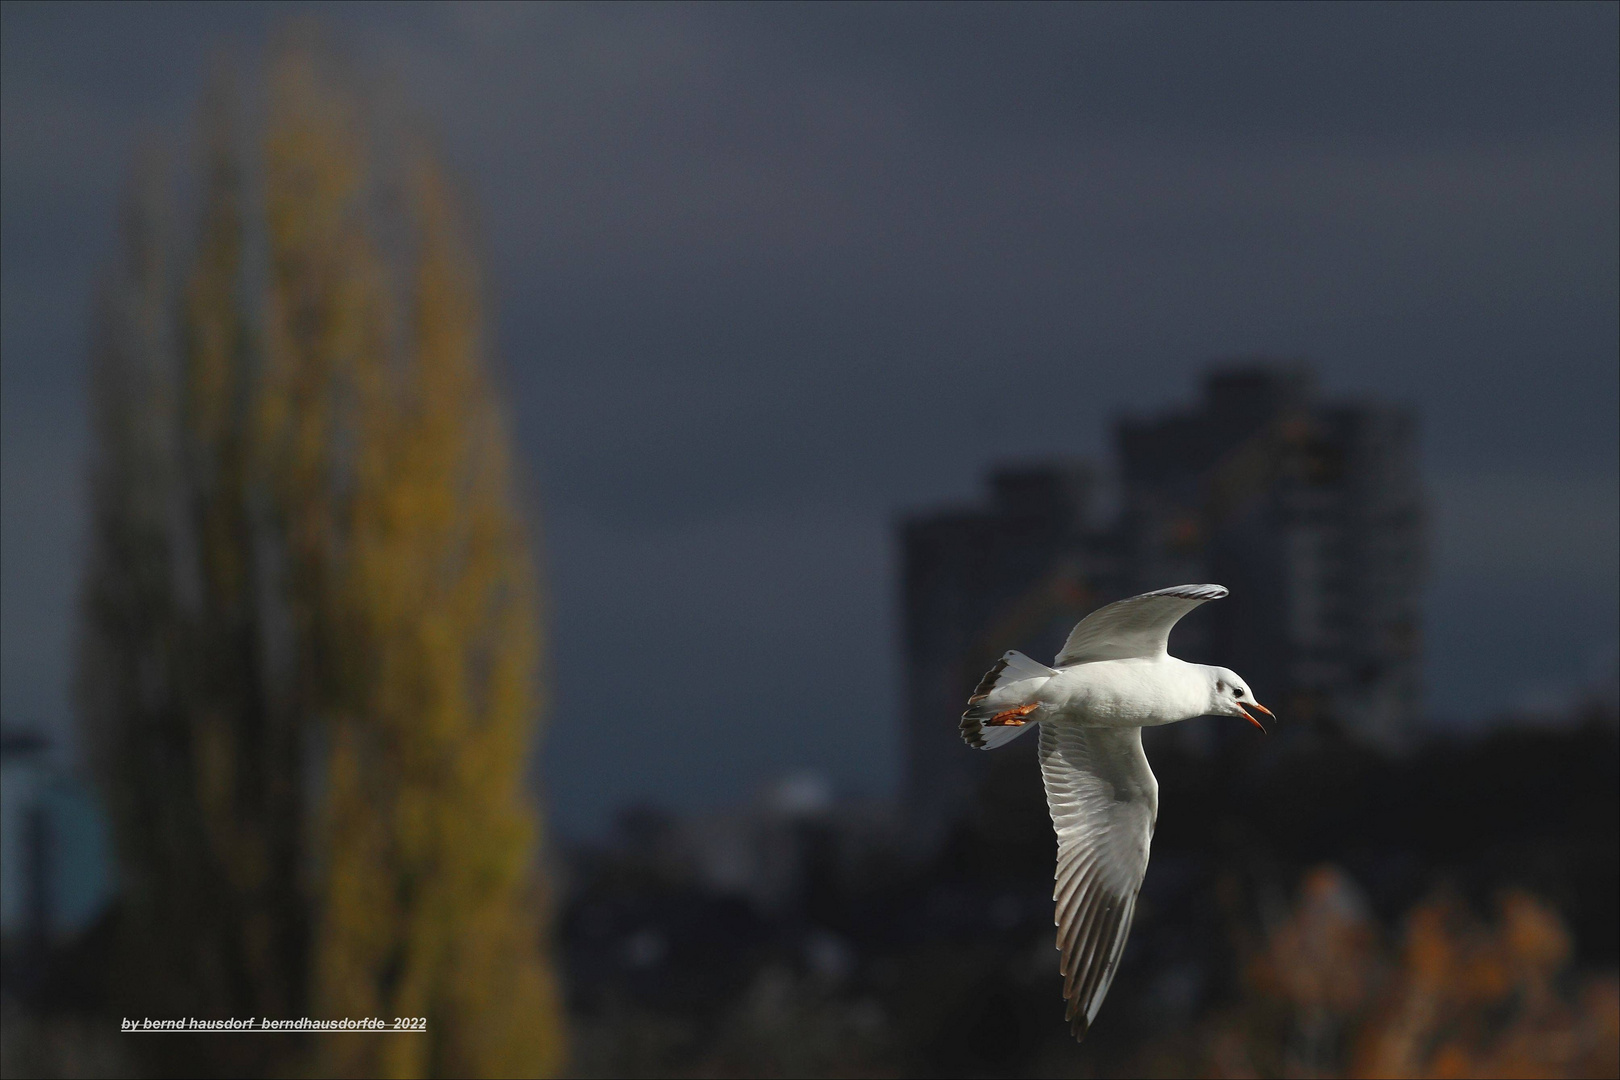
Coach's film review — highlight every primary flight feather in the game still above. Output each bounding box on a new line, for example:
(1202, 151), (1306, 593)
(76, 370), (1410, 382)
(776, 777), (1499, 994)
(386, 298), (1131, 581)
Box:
(959, 584), (1271, 1041)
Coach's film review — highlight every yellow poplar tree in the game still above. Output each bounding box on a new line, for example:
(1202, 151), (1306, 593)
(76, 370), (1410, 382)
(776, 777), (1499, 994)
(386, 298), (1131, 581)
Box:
(257, 46), (564, 1079)
(80, 144), (199, 1029)
(181, 77), (310, 1028)
(84, 81), (309, 1078)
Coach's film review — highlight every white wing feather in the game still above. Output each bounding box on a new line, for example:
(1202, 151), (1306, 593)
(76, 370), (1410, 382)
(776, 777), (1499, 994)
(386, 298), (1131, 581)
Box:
(1039, 722), (1158, 1039)
(1053, 583), (1227, 666)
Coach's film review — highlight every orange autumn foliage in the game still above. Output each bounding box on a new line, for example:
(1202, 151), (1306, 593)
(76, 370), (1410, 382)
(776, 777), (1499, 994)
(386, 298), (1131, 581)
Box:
(1201, 866), (1618, 1080)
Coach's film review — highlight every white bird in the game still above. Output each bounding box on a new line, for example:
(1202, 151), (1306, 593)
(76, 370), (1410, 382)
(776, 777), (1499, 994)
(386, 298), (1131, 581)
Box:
(959, 583), (1272, 1042)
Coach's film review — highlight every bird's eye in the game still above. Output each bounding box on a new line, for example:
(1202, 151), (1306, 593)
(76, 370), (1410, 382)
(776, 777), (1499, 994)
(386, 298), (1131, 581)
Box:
(1235, 688), (1245, 697)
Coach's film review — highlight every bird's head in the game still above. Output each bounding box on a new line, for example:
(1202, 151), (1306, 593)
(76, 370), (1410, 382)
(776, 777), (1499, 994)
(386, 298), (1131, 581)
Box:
(1205, 667), (1273, 732)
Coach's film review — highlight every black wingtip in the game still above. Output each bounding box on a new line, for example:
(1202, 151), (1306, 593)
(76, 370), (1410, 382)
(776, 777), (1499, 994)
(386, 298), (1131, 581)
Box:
(970, 656), (1010, 700)
(959, 709), (987, 749)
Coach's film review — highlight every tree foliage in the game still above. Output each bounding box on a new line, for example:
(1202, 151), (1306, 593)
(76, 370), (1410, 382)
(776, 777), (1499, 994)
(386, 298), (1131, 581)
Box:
(79, 38), (563, 1079)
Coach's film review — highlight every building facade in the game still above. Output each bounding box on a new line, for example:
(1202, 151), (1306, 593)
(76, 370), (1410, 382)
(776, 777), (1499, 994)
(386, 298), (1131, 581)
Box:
(899, 364), (1426, 833)
(899, 463), (1117, 836)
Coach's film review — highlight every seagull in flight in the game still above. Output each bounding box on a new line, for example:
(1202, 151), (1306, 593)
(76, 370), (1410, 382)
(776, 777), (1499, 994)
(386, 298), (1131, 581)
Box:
(959, 584), (1272, 1041)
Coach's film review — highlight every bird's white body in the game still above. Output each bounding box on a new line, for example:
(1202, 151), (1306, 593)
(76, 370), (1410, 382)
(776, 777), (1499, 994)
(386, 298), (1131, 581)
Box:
(983, 655), (1214, 729)
(956, 583), (1270, 1043)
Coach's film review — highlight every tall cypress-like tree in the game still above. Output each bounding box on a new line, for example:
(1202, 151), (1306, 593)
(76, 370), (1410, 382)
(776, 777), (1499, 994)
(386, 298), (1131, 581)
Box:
(80, 39), (563, 1079)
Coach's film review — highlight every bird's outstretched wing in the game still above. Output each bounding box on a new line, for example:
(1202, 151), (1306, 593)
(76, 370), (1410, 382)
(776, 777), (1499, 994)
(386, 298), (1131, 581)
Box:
(1053, 583), (1227, 666)
(1040, 722), (1158, 1041)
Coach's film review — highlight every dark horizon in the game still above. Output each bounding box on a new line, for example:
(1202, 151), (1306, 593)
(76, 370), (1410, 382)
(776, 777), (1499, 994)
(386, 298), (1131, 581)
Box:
(2, 2), (1616, 836)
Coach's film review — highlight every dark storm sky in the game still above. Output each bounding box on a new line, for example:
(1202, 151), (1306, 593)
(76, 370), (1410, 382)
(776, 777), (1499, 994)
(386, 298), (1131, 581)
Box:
(3, 2), (1616, 835)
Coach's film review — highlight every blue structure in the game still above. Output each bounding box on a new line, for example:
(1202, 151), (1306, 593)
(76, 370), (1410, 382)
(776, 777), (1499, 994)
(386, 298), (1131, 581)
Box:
(0, 727), (114, 948)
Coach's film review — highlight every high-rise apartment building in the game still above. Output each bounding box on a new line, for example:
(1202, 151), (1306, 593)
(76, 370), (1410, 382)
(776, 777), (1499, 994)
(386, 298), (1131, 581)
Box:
(899, 364), (1426, 833)
(899, 463), (1110, 835)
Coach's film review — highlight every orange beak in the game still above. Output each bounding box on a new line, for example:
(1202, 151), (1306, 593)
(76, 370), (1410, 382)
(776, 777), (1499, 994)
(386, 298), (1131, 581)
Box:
(1237, 700), (1274, 733)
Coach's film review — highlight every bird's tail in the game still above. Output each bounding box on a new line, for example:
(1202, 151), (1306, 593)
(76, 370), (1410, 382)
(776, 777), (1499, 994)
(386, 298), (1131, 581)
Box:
(960, 650), (1057, 749)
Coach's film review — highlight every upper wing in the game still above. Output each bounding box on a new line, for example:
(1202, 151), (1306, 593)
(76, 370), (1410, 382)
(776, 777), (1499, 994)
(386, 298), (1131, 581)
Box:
(1053, 583), (1227, 666)
(1039, 722), (1158, 1040)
